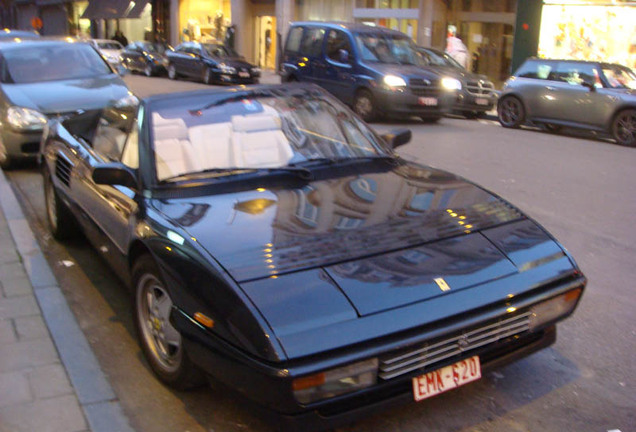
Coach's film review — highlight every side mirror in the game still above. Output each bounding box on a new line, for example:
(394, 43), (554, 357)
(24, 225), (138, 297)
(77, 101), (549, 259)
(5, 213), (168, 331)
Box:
(92, 163), (138, 189)
(382, 128), (412, 149)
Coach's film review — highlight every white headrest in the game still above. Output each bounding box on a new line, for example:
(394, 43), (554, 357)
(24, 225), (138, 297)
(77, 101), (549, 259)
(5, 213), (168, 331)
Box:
(232, 115), (280, 133)
(153, 113), (188, 141)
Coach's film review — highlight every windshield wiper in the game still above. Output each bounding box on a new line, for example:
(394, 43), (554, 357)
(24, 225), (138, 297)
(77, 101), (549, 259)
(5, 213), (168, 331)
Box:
(160, 165), (312, 183)
(290, 155), (396, 168)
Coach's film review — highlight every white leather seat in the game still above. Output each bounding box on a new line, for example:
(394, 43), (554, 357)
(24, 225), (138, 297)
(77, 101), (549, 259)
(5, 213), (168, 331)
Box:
(231, 114), (293, 168)
(152, 113), (199, 180)
(188, 122), (234, 170)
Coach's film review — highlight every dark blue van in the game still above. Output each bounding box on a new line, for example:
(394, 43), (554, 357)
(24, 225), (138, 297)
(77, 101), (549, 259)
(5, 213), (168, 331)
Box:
(280, 22), (461, 122)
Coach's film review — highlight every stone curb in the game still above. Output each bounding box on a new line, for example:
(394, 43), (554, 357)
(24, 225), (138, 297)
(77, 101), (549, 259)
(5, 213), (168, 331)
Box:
(0, 168), (134, 432)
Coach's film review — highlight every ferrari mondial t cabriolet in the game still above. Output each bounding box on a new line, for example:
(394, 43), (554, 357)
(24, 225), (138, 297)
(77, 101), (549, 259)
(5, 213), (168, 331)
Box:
(41, 84), (586, 431)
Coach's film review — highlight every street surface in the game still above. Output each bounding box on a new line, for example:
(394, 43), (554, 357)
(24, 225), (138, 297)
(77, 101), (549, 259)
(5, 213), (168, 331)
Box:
(6, 74), (636, 432)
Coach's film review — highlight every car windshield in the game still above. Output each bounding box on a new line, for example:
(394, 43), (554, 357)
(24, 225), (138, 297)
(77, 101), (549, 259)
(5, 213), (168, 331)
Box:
(355, 33), (426, 66)
(602, 66), (636, 89)
(419, 48), (464, 69)
(150, 87), (390, 182)
(1, 43), (112, 84)
(97, 41), (123, 50)
(202, 43), (230, 58)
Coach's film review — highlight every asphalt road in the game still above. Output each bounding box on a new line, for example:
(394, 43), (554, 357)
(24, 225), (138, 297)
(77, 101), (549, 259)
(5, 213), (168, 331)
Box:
(5, 74), (636, 432)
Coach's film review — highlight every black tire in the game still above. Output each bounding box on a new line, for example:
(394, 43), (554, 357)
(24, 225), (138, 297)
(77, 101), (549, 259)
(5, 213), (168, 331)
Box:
(285, 74), (298, 83)
(497, 96), (525, 128)
(353, 89), (377, 122)
(144, 63), (153, 77)
(0, 136), (13, 170)
(611, 109), (636, 147)
(463, 111), (479, 119)
(167, 64), (177, 80)
(420, 116), (441, 124)
(133, 255), (204, 390)
(202, 68), (213, 85)
(43, 166), (76, 240)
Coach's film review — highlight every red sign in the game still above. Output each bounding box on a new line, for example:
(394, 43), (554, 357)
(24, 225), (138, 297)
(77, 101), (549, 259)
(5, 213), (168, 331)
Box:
(31, 17), (43, 30)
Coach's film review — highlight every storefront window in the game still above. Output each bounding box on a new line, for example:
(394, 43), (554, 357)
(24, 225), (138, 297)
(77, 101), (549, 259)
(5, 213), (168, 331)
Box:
(297, 0), (354, 22)
(179, 0), (231, 42)
(538, 4), (636, 69)
(69, 1), (90, 38)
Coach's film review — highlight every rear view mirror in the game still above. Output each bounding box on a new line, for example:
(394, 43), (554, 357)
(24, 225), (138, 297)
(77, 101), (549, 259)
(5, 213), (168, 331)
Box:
(382, 128), (411, 149)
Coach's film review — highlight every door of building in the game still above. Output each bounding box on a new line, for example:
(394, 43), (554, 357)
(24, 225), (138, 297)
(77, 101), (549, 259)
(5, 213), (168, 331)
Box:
(255, 15), (276, 70)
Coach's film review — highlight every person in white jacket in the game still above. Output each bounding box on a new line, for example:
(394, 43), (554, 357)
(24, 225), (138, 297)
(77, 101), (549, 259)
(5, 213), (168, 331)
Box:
(446, 29), (468, 69)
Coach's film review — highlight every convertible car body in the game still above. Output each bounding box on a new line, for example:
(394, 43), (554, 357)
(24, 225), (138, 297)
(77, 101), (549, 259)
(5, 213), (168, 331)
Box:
(41, 84), (586, 431)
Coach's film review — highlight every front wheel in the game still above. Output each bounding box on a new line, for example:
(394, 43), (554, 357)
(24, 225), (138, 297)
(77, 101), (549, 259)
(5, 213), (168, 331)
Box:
(144, 63), (153, 77)
(43, 167), (76, 240)
(202, 68), (213, 85)
(498, 96), (525, 128)
(612, 109), (636, 147)
(133, 255), (204, 389)
(353, 89), (377, 122)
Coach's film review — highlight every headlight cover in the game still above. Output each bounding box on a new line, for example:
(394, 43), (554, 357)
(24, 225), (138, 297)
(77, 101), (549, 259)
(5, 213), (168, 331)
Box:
(383, 75), (407, 87)
(219, 64), (237, 74)
(292, 358), (379, 404)
(6, 107), (48, 131)
(441, 77), (462, 91)
(528, 288), (583, 331)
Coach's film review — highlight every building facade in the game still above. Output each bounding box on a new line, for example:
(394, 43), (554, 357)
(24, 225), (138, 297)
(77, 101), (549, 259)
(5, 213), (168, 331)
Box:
(2, 0), (634, 84)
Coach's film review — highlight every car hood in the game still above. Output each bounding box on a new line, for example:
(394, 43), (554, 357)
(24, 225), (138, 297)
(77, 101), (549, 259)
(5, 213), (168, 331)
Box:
(223, 57), (255, 69)
(157, 162), (524, 284)
(364, 62), (441, 81)
(426, 65), (490, 82)
(2, 74), (129, 114)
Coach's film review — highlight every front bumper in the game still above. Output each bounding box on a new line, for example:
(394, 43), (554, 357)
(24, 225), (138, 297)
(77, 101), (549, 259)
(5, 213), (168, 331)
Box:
(1, 127), (42, 160)
(174, 270), (585, 431)
(454, 91), (497, 113)
(373, 87), (455, 118)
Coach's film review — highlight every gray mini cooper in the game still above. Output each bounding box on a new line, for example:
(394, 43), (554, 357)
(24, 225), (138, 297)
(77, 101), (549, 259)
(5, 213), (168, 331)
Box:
(498, 58), (635, 147)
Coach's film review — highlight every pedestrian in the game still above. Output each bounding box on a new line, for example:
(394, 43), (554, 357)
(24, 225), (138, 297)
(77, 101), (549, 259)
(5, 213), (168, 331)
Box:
(445, 28), (468, 69)
(112, 30), (128, 47)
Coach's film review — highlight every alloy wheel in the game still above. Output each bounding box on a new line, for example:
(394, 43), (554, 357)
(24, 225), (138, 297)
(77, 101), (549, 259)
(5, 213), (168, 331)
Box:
(44, 173), (58, 233)
(354, 90), (376, 122)
(145, 64), (153, 77)
(136, 273), (182, 374)
(168, 64), (176, 80)
(498, 97), (525, 128)
(612, 109), (636, 147)
(0, 137), (8, 169)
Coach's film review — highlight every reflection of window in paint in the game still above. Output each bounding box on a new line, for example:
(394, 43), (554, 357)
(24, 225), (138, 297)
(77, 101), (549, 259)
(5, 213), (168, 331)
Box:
(335, 216), (365, 230)
(349, 178), (377, 202)
(398, 249), (431, 265)
(294, 187), (319, 227)
(438, 190), (455, 209)
(409, 192), (433, 211)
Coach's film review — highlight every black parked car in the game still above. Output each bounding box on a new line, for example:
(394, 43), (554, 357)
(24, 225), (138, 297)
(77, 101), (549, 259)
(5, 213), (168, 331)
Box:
(0, 39), (131, 168)
(417, 46), (497, 118)
(120, 41), (169, 76)
(281, 22), (461, 122)
(0, 29), (40, 40)
(166, 41), (260, 85)
(41, 83), (586, 431)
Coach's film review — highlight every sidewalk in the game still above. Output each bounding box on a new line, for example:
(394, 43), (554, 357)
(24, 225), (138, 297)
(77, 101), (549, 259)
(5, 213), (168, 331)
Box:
(0, 169), (133, 432)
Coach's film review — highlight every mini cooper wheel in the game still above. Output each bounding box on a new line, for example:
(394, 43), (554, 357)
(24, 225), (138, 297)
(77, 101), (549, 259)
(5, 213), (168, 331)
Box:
(498, 96), (525, 128)
(353, 89), (377, 122)
(144, 63), (153, 77)
(133, 255), (204, 389)
(43, 167), (76, 240)
(612, 109), (636, 147)
(167, 64), (177, 80)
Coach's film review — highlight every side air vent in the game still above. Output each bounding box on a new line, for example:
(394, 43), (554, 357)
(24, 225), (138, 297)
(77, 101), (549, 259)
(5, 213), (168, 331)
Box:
(55, 156), (73, 187)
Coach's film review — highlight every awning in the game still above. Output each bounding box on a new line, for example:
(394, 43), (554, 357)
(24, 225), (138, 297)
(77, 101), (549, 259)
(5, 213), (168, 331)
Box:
(81, 0), (149, 20)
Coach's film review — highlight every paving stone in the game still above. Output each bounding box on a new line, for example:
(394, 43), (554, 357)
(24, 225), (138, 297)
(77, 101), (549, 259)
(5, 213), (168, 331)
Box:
(28, 364), (73, 399)
(0, 319), (16, 344)
(14, 315), (49, 341)
(0, 262), (27, 285)
(0, 295), (40, 320)
(0, 273), (33, 297)
(0, 394), (87, 432)
(0, 338), (59, 373)
(0, 243), (19, 265)
(0, 371), (32, 408)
